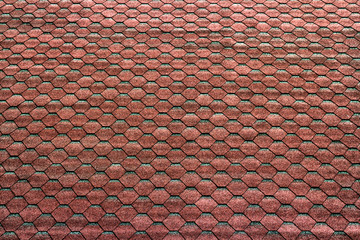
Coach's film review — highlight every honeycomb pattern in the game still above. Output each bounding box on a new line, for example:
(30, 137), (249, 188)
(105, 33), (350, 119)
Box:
(0, 0), (360, 239)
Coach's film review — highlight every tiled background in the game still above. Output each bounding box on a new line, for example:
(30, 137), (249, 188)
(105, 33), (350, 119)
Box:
(0, 0), (359, 239)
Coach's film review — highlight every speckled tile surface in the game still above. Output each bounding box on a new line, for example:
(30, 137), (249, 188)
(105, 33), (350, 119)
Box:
(0, 0), (359, 239)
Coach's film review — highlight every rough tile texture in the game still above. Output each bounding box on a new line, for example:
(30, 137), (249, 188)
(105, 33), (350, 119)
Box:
(0, 0), (359, 239)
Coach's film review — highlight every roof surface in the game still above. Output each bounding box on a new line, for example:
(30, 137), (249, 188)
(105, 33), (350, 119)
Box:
(0, 0), (359, 239)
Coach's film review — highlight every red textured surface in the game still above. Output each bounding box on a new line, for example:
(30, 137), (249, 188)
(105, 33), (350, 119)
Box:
(0, 0), (360, 239)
